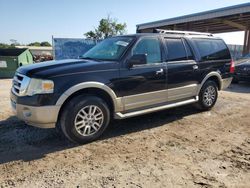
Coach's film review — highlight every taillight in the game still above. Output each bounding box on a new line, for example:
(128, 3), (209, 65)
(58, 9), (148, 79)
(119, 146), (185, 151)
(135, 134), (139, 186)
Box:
(230, 60), (235, 73)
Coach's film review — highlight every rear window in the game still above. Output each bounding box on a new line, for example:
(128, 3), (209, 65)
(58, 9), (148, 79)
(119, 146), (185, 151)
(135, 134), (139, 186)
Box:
(193, 38), (231, 61)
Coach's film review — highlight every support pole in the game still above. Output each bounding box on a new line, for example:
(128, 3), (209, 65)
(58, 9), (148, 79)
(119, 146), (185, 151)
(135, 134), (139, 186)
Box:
(243, 29), (250, 55)
(247, 29), (250, 54)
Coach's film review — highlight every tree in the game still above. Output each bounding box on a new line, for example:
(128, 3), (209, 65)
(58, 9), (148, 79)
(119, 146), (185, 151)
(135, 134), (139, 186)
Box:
(0, 43), (14, 48)
(40, 41), (51, 47)
(84, 31), (99, 40)
(28, 41), (51, 47)
(28, 42), (41, 46)
(84, 16), (127, 40)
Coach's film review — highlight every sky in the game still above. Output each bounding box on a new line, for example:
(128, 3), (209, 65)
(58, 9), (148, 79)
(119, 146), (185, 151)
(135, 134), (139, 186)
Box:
(0, 0), (249, 45)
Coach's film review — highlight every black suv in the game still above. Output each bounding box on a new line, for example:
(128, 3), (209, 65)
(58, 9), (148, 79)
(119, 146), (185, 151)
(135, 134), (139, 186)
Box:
(11, 30), (234, 144)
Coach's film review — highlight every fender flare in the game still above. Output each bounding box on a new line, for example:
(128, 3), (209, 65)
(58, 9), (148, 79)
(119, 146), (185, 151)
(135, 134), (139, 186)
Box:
(56, 82), (123, 112)
(197, 71), (222, 95)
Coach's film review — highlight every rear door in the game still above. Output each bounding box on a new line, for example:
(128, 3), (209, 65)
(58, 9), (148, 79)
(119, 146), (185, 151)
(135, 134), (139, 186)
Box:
(191, 38), (232, 79)
(164, 37), (199, 101)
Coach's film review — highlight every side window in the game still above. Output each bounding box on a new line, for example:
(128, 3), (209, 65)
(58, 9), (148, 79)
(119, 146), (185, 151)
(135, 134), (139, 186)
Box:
(183, 39), (194, 60)
(165, 38), (187, 61)
(132, 38), (162, 64)
(193, 38), (231, 61)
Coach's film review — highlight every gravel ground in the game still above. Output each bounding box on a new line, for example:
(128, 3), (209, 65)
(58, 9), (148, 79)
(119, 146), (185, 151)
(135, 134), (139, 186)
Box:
(0, 79), (249, 188)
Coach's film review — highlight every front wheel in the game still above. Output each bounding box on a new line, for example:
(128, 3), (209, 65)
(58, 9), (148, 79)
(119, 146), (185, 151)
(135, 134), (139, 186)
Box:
(60, 95), (110, 144)
(196, 80), (218, 111)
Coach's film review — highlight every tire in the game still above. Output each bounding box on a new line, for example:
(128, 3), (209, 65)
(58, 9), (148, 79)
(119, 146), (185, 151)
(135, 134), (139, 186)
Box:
(59, 95), (110, 144)
(196, 80), (218, 111)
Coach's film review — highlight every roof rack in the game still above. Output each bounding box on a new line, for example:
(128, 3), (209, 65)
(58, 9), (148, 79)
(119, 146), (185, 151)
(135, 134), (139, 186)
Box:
(153, 29), (213, 36)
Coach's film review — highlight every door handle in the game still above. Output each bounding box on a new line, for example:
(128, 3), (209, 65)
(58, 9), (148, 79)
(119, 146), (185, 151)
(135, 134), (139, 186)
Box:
(193, 65), (199, 70)
(156, 68), (164, 75)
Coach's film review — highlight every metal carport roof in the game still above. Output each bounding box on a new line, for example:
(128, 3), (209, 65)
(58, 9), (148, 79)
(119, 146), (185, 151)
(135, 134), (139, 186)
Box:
(137, 3), (250, 33)
(137, 3), (250, 54)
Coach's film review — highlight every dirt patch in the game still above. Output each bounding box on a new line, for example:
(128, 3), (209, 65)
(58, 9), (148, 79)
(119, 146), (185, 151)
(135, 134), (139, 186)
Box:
(0, 80), (250, 187)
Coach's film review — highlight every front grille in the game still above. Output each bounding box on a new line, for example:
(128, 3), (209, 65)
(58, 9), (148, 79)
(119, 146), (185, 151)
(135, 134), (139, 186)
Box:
(13, 74), (24, 94)
(236, 67), (250, 74)
(12, 73), (30, 96)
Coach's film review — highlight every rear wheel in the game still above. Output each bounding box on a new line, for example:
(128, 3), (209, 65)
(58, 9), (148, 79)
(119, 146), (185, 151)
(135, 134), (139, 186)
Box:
(60, 95), (110, 144)
(196, 80), (218, 111)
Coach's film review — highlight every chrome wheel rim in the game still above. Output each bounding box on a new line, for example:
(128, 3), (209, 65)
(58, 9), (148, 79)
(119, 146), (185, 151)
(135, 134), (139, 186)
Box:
(74, 105), (104, 136)
(203, 86), (216, 106)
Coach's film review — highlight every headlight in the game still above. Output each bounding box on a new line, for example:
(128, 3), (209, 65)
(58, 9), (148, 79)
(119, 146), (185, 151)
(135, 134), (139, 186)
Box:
(26, 78), (54, 96)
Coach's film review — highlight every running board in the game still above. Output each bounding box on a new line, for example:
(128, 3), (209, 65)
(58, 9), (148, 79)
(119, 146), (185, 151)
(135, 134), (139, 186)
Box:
(114, 97), (199, 119)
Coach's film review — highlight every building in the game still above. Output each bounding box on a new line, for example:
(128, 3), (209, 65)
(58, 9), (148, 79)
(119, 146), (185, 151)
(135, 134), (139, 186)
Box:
(137, 3), (250, 55)
(16, 46), (53, 56)
(0, 48), (33, 78)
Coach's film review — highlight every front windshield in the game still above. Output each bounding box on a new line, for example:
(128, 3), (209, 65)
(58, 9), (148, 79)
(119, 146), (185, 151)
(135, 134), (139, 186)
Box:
(81, 36), (134, 61)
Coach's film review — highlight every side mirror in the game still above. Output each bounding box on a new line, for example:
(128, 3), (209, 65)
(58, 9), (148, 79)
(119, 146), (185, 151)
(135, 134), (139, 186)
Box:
(128, 54), (147, 68)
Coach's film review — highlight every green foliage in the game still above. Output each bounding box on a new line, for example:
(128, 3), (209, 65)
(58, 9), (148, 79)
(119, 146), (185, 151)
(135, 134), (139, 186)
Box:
(0, 41), (51, 49)
(84, 31), (99, 39)
(84, 16), (127, 40)
(0, 43), (15, 49)
(28, 41), (51, 47)
(40, 41), (51, 47)
(28, 42), (41, 46)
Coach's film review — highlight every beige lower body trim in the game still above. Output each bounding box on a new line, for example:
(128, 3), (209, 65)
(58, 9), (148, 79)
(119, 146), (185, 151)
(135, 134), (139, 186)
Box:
(221, 77), (232, 90)
(12, 103), (60, 128)
(121, 84), (198, 111)
(122, 89), (167, 111)
(168, 84), (198, 101)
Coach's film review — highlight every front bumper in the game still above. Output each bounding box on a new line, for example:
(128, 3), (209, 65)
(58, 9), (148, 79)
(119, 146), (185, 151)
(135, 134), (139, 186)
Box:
(221, 77), (233, 90)
(11, 99), (60, 128)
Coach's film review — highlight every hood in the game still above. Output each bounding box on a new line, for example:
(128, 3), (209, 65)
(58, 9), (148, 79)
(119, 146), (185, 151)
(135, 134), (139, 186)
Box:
(236, 60), (250, 68)
(17, 59), (117, 78)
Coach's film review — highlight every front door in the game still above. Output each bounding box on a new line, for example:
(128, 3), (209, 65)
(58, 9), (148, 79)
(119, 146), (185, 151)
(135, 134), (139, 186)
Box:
(118, 36), (167, 111)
